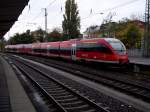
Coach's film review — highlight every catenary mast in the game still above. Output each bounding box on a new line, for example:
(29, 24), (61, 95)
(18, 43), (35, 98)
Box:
(143, 0), (150, 57)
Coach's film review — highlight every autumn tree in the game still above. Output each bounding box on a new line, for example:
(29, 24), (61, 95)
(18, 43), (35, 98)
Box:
(62, 0), (80, 39)
(126, 24), (142, 48)
(115, 19), (143, 48)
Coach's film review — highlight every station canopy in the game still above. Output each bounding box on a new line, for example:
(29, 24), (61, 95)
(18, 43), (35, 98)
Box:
(0, 0), (29, 39)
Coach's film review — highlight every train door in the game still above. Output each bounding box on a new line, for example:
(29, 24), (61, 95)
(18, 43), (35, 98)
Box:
(71, 44), (76, 60)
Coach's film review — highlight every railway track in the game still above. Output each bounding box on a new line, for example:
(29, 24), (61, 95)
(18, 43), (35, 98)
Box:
(9, 56), (109, 112)
(16, 54), (150, 76)
(10, 54), (150, 103)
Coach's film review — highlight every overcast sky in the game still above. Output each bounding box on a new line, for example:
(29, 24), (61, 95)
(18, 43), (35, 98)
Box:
(4, 0), (145, 40)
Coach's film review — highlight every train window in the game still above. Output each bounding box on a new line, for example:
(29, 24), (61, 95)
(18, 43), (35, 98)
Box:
(77, 43), (112, 54)
(60, 48), (71, 55)
(99, 45), (112, 54)
(41, 48), (47, 53)
(12, 48), (17, 51)
(48, 48), (59, 54)
(33, 48), (41, 53)
(33, 48), (47, 53)
(106, 40), (126, 55)
(8, 48), (17, 52)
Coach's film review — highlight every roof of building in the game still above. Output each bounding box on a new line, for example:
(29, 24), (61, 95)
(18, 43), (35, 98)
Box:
(0, 0), (29, 39)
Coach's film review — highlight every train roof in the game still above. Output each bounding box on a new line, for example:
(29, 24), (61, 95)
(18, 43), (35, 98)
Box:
(103, 38), (120, 42)
(81, 37), (120, 41)
(5, 38), (122, 48)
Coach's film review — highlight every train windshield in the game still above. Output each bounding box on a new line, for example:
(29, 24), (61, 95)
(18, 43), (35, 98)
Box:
(106, 40), (126, 55)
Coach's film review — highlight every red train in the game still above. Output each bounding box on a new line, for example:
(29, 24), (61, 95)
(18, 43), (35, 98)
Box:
(5, 38), (129, 64)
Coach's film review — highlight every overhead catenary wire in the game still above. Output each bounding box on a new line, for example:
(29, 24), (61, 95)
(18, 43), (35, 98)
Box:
(99, 0), (141, 13)
(17, 0), (58, 33)
(31, 0), (57, 24)
(81, 0), (142, 21)
(46, 0), (57, 9)
(20, 0), (57, 25)
(7, 0), (144, 38)
(7, 0), (54, 37)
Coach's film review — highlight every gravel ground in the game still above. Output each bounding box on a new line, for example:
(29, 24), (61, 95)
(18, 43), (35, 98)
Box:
(18, 57), (143, 112)
(20, 55), (150, 87)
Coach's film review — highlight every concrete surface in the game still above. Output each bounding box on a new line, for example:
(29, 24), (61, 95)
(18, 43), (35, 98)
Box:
(129, 57), (150, 66)
(0, 55), (37, 112)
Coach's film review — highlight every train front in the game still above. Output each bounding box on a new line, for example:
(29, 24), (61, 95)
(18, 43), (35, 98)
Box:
(104, 38), (129, 64)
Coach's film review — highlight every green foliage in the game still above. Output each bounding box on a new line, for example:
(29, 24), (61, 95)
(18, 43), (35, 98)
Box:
(125, 24), (142, 48)
(115, 20), (143, 48)
(62, 0), (80, 39)
(8, 30), (35, 45)
(85, 18), (144, 48)
(33, 28), (45, 42)
(47, 28), (62, 42)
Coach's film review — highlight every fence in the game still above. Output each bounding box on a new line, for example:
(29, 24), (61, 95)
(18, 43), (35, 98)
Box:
(127, 49), (142, 57)
(127, 49), (150, 58)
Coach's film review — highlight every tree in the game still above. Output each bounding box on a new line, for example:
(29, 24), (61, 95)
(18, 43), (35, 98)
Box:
(8, 30), (35, 45)
(47, 28), (62, 42)
(32, 28), (45, 42)
(114, 18), (144, 48)
(126, 24), (142, 48)
(62, 0), (80, 39)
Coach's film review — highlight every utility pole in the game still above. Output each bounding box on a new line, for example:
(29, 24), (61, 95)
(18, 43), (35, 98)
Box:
(143, 0), (150, 57)
(44, 8), (48, 42)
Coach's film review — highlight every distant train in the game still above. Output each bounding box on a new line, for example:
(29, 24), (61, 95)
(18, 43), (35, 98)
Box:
(5, 38), (129, 64)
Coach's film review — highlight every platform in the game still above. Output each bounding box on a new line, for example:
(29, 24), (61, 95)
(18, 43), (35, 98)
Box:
(129, 57), (150, 66)
(0, 55), (36, 112)
(0, 56), (11, 112)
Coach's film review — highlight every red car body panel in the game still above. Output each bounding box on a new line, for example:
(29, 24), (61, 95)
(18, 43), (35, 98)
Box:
(47, 42), (60, 57)
(60, 41), (71, 59)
